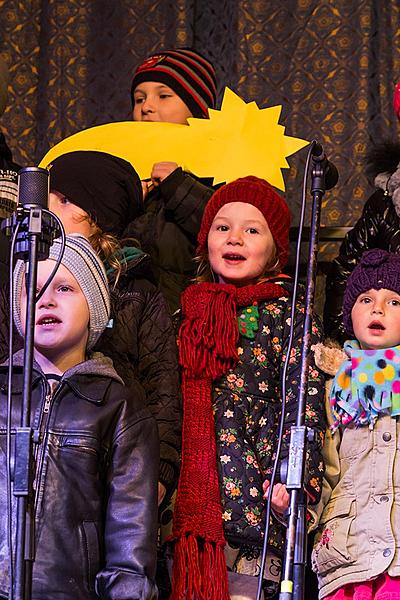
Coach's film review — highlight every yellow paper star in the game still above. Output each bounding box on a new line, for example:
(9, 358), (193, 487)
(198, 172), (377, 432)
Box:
(39, 87), (308, 191)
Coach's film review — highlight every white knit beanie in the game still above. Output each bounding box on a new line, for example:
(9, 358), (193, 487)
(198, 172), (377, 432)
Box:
(13, 234), (110, 349)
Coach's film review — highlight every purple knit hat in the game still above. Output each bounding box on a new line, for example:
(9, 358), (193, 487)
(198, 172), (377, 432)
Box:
(343, 249), (400, 335)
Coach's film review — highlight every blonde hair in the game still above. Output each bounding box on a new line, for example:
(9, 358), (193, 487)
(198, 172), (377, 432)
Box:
(83, 216), (140, 286)
(194, 246), (281, 284)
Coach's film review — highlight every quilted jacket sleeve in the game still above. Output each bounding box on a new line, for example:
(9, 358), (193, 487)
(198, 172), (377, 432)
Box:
(137, 285), (182, 495)
(158, 167), (214, 239)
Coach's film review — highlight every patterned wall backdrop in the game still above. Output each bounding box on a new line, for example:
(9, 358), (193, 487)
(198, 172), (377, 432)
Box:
(1, 0), (399, 247)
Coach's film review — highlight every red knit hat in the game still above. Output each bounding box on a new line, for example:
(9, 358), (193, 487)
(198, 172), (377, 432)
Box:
(197, 175), (291, 268)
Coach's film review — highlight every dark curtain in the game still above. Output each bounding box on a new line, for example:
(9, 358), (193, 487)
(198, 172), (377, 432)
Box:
(1, 0), (399, 243)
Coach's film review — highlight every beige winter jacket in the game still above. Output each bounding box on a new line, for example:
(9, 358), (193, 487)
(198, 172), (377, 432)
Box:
(311, 343), (400, 599)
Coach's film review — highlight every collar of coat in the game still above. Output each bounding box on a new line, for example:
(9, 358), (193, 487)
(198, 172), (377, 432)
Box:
(0, 349), (124, 402)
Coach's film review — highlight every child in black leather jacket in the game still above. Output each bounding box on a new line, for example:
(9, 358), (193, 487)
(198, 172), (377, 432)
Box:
(0, 234), (159, 599)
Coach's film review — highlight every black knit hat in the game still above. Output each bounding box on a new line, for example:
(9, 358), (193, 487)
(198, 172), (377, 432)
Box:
(343, 249), (400, 335)
(49, 151), (143, 237)
(131, 49), (217, 118)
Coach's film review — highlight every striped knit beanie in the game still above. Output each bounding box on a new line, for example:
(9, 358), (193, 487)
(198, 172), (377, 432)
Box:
(197, 175), (291, 268)
(131, 48), (217, 118)
(13, 234), (110, 350)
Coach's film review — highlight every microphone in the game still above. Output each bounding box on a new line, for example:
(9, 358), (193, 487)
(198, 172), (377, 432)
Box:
(1, 166), (61, 261)
(311, 142), (339, 190)
(18, 166), (49, 209)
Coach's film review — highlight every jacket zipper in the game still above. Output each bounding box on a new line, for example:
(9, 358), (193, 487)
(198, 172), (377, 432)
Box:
(33, 379), (62, 515)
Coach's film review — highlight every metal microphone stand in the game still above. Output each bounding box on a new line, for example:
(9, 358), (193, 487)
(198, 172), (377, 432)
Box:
(2, 167), (61, 600)
(278, 145), (333, 600)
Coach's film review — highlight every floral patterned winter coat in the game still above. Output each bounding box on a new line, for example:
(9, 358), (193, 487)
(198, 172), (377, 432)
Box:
(212, 282), (326, 556)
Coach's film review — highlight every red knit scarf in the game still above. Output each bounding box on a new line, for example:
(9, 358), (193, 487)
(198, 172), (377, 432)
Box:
(170, 280), (289, 600)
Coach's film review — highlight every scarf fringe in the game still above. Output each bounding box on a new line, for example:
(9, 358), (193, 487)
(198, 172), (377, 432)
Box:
(170, 535), (230, 600)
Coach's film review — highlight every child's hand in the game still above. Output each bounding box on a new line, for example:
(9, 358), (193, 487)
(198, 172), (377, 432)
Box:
(151, 162), (179, 184)
(263, 480), (290, 515)
(158, 482), (167, 506)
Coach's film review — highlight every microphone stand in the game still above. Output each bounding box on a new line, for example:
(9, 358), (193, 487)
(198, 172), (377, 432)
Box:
(1, 167), (61, 600)
(278, 145), (329, 600)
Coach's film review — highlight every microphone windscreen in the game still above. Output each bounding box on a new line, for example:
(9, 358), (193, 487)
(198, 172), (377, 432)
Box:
(18, 167), (49, 209)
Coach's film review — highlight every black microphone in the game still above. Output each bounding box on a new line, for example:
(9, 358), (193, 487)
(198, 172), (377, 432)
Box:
(18, 166), (49, 209)
(1, 166), (61, 261)
(311, 142), (339, 190)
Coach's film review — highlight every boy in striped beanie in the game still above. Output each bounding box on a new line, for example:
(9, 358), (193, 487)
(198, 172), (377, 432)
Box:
(131, 48), (217, 122)
(2, 233), (159, 598)
(128, 48), (218, 312)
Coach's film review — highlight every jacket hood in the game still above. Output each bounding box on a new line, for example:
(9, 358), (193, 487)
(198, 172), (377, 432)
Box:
(1, 349), (124, 385)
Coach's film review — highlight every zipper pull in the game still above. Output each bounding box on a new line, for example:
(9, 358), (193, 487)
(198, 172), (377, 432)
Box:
(43, 394), (51, 413)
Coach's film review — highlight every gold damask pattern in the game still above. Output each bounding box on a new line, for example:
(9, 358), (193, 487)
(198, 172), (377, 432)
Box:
(1, 0), (399, 241)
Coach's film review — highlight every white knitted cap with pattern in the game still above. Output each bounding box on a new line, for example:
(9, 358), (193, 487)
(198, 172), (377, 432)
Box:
(13, 234), (110, 349)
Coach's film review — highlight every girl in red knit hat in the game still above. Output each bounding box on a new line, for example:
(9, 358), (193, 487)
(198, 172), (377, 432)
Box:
(170, 176), (326, 599)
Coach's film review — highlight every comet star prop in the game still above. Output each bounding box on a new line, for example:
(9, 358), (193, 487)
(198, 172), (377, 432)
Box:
(39, 87), (308, 191)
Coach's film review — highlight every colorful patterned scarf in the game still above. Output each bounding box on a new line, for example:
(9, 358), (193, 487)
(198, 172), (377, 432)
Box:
(330, 340), (400, 432)
(171, 280), (289, 600)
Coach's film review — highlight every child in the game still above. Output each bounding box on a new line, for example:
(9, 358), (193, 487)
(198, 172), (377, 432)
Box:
(0, 150), (181, 509)
(170, 176), (326, 599)
(313, 248), (400, 599)
(128, 48), (218, 312)
(0, 234), (159, 599)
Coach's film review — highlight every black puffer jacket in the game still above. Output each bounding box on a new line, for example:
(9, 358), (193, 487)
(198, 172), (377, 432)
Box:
(127, 168), (214, 312)
(0, 352), (159, 599)
(324, 141), (400, 343)
(0, 249), (181, 495)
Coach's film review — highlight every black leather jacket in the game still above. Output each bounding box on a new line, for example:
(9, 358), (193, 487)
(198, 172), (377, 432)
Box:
(324, 142), (400, 343)
(0, 352), (159, 599)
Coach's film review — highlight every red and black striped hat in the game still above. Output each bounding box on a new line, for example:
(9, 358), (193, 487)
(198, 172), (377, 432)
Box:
(131, 48), (217, 118)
